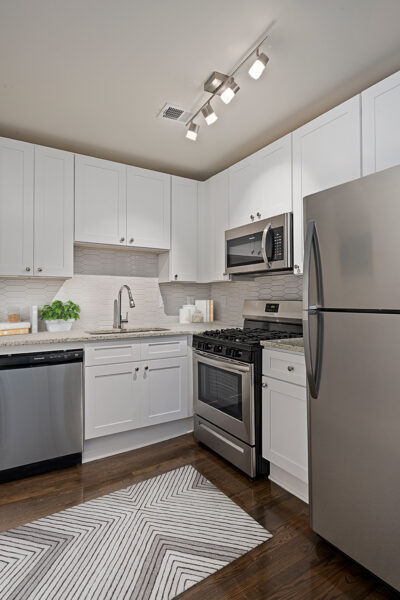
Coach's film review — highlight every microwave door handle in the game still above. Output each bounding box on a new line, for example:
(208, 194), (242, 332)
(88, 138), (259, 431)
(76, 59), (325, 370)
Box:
(261, 223), (272, 269)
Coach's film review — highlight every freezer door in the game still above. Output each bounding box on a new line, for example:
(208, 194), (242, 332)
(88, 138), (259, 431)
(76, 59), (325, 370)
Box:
(308, 311), (400, 592)
(304, 165), (400, 310)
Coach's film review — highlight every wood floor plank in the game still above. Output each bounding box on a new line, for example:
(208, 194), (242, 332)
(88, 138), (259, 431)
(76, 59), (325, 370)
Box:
(0, 433), (398, 599)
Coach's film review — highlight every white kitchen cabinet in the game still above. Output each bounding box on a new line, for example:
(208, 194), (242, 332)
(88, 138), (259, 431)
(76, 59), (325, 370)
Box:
(75, 154), (127, 246)
(362, 70), (400, 176)
(85, 361), (142, 439)
(34, 146), (74, 277)
(158, 176), (198, 282)
(127, 166), (170, 249)
(292, 96), (361, 274)
(228, 134), (292, 230)
(141, 356), (189, 426)
(262, 376), (308, 483)
(0, 137), (34, 276)
(198, 170), (229, 282)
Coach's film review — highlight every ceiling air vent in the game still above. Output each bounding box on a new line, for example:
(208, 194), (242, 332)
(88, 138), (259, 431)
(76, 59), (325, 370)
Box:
(158, 103), (192, 124)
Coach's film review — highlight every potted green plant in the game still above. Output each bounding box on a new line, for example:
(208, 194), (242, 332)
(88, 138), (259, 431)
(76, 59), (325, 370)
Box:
(41, 300), (81, 332)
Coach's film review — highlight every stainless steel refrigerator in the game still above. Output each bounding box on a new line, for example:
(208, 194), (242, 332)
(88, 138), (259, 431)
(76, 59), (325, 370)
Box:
(303, 165), (400, 593)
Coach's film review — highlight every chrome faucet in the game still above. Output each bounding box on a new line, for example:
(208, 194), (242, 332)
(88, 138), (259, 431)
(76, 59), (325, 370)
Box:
(113, 285), (135, 329)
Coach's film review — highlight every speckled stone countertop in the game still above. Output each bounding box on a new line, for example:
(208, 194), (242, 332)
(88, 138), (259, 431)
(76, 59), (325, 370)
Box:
(0, 322), (240, 349)
(261, 337), (304, 354)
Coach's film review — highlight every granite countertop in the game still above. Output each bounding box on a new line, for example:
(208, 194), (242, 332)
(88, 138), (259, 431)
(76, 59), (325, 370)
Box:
(261, 337), (304, 354)
(0, 321), (239, 349)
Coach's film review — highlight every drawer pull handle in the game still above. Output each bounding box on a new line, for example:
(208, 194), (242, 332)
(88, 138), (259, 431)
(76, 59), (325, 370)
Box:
(288, 366), (295, 372)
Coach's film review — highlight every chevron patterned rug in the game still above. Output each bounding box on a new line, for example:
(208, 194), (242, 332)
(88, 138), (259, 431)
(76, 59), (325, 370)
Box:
(0, 465), (271, 599)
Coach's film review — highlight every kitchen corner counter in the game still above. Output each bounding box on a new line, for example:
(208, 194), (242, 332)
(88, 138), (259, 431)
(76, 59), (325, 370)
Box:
(0, 322), (239, 349)
(261, 337), (304, 354)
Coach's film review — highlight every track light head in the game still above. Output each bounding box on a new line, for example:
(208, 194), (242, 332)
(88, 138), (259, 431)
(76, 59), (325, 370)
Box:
(186, 122), (199, 141)
(202, 102), (218, 126)
(248, 51), (269, 80)
(219, 77), (240, 105)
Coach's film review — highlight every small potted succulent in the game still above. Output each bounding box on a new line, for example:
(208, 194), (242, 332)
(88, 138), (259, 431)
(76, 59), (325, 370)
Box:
(41, 300), (81, 332)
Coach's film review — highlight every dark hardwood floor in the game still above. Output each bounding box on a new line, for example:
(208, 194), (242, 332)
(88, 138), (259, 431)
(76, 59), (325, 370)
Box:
(0, 434), (398, 600)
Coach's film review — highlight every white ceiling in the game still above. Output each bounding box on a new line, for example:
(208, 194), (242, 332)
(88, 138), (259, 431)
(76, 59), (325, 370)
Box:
(0, 0), (399, 180)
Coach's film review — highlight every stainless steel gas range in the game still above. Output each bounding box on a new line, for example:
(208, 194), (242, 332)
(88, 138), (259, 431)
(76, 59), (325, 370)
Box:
(193, 300), (303, 477)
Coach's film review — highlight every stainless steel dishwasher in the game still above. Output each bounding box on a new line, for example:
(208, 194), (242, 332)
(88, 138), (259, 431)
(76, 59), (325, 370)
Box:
(0, 349), (83, 483)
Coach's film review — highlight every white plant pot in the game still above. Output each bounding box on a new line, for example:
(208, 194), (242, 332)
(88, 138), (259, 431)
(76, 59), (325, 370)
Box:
(45, 319), (75, 332)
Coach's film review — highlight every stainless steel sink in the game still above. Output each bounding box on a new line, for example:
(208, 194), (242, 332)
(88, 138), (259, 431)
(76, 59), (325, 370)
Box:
(86, 327), (170, 335)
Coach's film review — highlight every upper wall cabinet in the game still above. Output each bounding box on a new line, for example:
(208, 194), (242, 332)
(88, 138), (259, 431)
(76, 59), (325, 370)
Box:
(292, 97), (361, 274)
(0, 138), (73, 278)
(228, 134), (292, 229)
(127, 166), (170, 250)
(75, 155), (127, 246)
(34, 146), (74, 277)
(198, 170), (229, 283)
(0, 137), (34, 276)
(159, 176), (198, 282)
(362, 71), (400, 176)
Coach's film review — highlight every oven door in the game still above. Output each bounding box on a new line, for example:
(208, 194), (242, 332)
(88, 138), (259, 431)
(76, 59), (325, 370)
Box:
(193, 350), (254, 445)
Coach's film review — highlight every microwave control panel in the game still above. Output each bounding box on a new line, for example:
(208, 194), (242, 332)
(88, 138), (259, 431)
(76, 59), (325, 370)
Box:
(271, 226), (284, 261)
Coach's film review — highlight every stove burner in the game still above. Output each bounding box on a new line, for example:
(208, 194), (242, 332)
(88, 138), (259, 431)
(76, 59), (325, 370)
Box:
(201, 327), (300, 345)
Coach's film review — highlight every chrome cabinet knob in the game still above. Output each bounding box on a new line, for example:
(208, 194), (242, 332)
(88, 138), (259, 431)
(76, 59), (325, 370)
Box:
(37, 267), (42, 272)
(257, 212), (261, 218)
(262, 382), (268, 388)
(135, 367), (139, 372)
(144, 366), (149, 371)
(120, 237), (125, 243)
(25, 267), (31, 272)
(288, 366), (295, 372)
(294, 264), (300, 274)
(250, 214), (255, 221)
(129, 238), (134, 243)
(174, 274), (178, 280)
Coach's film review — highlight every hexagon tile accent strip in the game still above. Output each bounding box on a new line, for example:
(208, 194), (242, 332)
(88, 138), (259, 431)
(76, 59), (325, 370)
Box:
(0, 465), (271, 600)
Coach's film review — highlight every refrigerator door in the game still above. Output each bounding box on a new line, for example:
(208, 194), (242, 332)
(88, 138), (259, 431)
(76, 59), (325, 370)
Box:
(304, 165), (400, 310)
(308, 310), (400, 592)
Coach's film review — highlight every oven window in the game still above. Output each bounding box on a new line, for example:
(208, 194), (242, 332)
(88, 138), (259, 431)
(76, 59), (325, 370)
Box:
(226, 232), (264, 268)
(198, 363), (242, 420)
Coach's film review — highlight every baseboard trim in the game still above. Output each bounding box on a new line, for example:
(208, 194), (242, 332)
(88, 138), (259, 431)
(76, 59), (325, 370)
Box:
(83, 417), (194, 463)
(268, 463), (309, 504)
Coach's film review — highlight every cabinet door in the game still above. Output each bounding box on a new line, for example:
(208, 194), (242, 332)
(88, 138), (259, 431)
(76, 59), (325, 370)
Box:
(34, 146), (74, 277)
(362, 70), (400, 176)
(292, 97), (361, 274)
(169, 176), (198, 281)
(253, 134), (292, 219)
(75, 154), (127, 246)
(228, 154), (256, 228)
(262, 377), (308, 483)
(127, 166), (170, 249)
(0, 137), (34, 276)
(85, 362), (141, 439)
(197, 180), (213, 282)
(211, 170), (230, 281)
(141, 356), (189, 426)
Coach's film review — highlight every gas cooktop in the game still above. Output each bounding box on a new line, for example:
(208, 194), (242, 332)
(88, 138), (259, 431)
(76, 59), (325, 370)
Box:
(200, 327), (300, 345)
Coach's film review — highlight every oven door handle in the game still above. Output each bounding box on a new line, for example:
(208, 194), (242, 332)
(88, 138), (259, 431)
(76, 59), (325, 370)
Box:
(261, 222), (272, 269)
(193, 350), (251, 374)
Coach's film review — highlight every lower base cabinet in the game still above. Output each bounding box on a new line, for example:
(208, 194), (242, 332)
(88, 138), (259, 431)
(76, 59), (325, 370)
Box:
(262, 348), (308, 502)
(85, 340), (190, 440)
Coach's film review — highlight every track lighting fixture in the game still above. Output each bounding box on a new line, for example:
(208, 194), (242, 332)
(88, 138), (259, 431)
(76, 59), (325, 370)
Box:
(248, 50), (269, 80)
(182, 27), (272, 141)
(185, 122), (199, 141)
(219, 77), (240, 105)
(202, 102), (218, 126)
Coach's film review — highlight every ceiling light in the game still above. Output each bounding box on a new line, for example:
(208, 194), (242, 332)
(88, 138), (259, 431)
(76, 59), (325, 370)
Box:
(186, 122), (199, 141)
(202, 103), (218, 126)
(248, 51), (269, 80)
(219, 78), (240, 104)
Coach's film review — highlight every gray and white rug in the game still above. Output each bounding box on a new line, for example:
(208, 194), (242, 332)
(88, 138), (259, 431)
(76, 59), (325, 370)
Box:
(0, 465), (271, 599)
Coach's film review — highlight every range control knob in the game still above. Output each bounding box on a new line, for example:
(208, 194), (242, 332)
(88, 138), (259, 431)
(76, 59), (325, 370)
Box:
(214, 345), (222, 353)
(234, 349), (242, 358)
(205, 343), (212, 351)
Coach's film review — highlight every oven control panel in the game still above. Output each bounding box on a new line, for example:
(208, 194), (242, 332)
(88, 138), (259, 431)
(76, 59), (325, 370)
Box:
(192, 336), (253, 362)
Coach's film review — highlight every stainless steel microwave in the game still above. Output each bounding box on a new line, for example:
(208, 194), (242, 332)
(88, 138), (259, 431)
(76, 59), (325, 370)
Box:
(225, 213), (293, 275)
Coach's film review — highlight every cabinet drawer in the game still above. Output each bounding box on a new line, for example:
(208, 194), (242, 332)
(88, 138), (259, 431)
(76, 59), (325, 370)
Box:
(263, 349), (306, 386)
(85, 341), (140, 366)
(140, 336), (187, 360)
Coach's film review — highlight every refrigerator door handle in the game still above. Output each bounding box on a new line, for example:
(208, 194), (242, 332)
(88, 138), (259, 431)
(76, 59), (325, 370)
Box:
(303, 309), (324, 399)
(303, 220), (324, 311)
